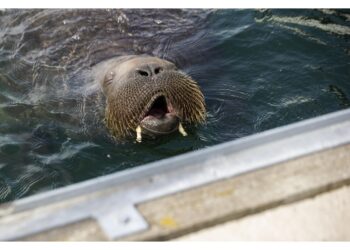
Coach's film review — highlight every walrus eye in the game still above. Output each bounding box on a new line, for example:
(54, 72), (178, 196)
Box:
(137, 70), (149, 77)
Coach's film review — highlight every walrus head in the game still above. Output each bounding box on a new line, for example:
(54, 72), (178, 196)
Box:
(99, 55), (206, 141)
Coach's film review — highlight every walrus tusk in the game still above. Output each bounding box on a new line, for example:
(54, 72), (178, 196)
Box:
(178, 123), (188, 136)
(136, 125), (142, 142)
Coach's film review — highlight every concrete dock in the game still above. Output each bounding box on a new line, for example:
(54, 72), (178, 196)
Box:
(176, 184), (350, 241)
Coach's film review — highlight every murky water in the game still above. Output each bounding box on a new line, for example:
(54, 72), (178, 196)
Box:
(0, 9), (349, 202)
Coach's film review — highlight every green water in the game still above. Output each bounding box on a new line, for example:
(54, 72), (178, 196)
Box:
(0, 9), (349, 202)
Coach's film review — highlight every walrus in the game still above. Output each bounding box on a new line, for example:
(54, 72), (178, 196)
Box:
(92, 55), (206, 142)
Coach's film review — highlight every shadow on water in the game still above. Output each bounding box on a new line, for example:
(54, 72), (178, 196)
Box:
(0, 9), (349, 202)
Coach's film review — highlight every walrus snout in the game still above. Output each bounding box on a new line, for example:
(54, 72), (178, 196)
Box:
(96, 55), (206, 140)
(140, 95), (180, 135)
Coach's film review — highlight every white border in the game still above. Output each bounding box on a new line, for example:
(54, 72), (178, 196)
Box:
(3, 242), (350, 250)
(1, 0), (350, 9)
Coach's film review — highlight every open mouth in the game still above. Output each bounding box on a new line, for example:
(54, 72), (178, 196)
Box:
(144, 96), (170, 119)
(136, 95), (188, 142)
(140, 95), (179, 134)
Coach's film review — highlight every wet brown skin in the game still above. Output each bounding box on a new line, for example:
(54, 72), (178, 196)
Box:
(94, 55), (206, 140)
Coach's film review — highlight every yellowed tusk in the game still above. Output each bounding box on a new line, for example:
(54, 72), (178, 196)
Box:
(136, 125), (142, 143)
(178, 123), (188, 137)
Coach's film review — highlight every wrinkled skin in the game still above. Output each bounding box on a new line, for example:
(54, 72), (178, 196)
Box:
(93, 55), (206, 139)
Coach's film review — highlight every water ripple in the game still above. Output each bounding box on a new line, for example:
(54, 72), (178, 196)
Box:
(35, 142), (99, 165)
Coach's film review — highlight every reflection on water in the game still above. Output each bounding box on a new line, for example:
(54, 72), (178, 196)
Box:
(0, 9), (349, 202)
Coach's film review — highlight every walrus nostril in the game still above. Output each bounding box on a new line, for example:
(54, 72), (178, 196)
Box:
(154, 67), (163, 75)
(137, 70), (149, 77)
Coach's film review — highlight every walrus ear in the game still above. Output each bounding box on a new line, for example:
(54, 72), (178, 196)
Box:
(103, 71), (115, 89)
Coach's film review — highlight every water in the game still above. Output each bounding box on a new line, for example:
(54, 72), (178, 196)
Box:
(0, 9), (349, 203)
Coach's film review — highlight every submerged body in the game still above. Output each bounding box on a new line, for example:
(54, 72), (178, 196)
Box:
(93, 55), (206, 141)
